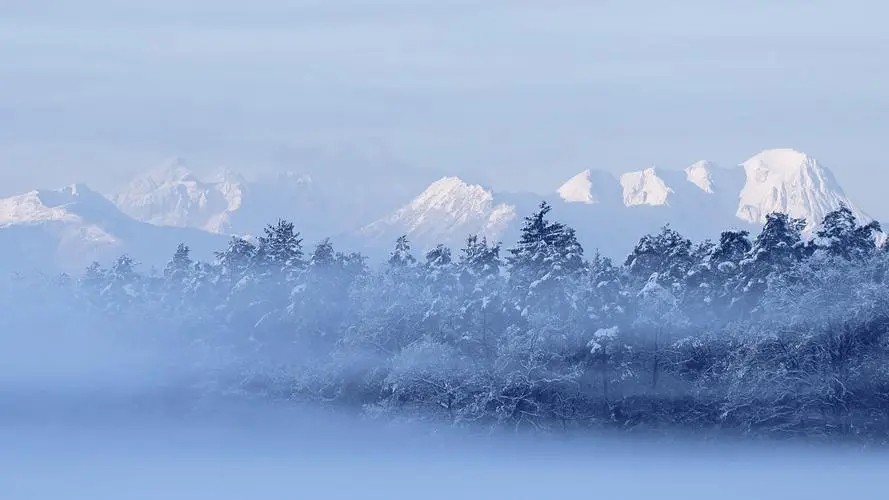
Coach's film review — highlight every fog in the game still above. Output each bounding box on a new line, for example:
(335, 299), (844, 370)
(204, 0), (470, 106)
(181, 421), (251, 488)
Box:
(4, 205), (889, 498)
(2, 301), (888, 498)
(4, 384), (888, 499)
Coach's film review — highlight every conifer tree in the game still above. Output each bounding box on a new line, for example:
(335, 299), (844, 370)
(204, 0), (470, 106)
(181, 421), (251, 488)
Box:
(814, 204), (881, 260)
(737, 212), (807, 310)
(164, 244), (194, 286)
(507, 201), (585, 315)
(257, 219), (304, 275)
(624, 225), (693, 285)
(388, 235), (417, 269)
(216, 236), (257, 286)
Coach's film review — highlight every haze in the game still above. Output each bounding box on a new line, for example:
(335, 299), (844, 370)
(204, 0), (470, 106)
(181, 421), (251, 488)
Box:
(3, 0), (889, 218)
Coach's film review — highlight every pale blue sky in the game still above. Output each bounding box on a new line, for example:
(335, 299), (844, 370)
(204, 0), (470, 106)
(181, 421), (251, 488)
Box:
(2, 1), (889, 217)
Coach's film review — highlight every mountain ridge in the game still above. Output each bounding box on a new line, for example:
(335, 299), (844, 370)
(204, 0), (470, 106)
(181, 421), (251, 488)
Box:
(365, 148), (869, 256)
(0, 147), (874, 270)
(0, 183), (226, 273)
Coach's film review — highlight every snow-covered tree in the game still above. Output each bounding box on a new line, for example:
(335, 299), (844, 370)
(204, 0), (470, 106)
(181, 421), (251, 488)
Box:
(507, 201), (585, 317)
(11, 207), (889, 440)
(388, 235), (417, 269)
(624, 225), (693, 286)
(216, 236), (257, 283)
(737, 212), (808, 310)
(257, 219), (304, 275)
(101, 255), (141, 312)
(453, 235), (505, 360)
(813, 204), (881, 260)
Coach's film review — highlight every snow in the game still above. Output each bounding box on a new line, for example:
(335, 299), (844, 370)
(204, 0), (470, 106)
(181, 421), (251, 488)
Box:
(111, 156), (434, 246)
(685, 160), (718, 194)
(407, 177), (494, 218)
(361, 176), (518, 250)
(552, 150), (861, 231)
(1, 147), (873, 269)
(0, 190), (78, 227)
(358, 148), (865, 260)
(558, 169), (597, 204)
(620, 168), (674, 206)
(113, 159), (245, 234)
(0, 184), (124, 235)
(736, 148), (867, 230)
(0, 182), (226, 272)
(588, 326), (619, 353)
(557, 169), (620, 205)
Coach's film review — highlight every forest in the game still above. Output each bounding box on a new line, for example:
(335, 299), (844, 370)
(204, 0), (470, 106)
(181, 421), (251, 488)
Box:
(4, 202), (889, 443)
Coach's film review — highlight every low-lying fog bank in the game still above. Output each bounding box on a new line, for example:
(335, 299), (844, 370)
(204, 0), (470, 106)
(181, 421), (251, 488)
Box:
(2, 391), (888, 500)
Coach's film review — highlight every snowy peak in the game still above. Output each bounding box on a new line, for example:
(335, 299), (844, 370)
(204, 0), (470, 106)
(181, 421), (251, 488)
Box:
(558, 170), (596, 204)
(361, 176), (517, 249)
(736, 148), (865, 228)
(620, 168), (674, 207)
(0, 184), (121, 228)
(0, 181), (227, 273)
(114, 160), (246, 234)
(407, 176), (495, 216)
(0, 184), (128, 270)
(0, 190), (77, 227)
(557, 169), (619, 205)
(685, 160), (719, 194)
(551, 149), (858, 232)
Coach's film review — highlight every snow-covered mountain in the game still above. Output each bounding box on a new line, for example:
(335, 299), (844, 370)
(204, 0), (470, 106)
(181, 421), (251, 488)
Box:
(1, 147), (870, 269)
(557, 149), (863, 224)
(735, 148), (865, 231)
(359, 177), (524, 251)
(366, 148), (868, 258)
(620, 168), (676, 207)
(556, 169), (621, 206)
(0, 183), (225, 273)
(112, 155), (434, 245)
(113, 158), (248, 234)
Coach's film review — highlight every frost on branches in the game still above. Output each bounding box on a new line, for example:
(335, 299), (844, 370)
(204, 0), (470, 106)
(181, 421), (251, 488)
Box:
(3, 204), (889, 442)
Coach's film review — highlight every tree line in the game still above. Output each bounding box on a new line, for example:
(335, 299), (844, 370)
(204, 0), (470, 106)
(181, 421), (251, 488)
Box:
(5, 202), (889, 442)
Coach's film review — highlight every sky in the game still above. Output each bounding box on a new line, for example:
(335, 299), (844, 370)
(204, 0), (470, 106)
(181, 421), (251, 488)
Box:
(3, 0), (889, 218)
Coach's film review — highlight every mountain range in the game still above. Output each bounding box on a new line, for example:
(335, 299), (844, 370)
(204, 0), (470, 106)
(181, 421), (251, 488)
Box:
(0, 148), (871, 272)
(358, 148), (868, 256)
(0, 183), (226, 273)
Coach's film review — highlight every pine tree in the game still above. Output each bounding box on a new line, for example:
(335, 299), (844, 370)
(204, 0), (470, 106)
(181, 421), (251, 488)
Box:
(164, 243), (194, 285)
(814, 204), (881, 260)
(101, 255), (140, 312)
(454, 235), (504, 359)
(687, 230), (752, 315)
(737, 212), (808, 310)
(257, 219), (304, 274)
(216, 236), (257, 285)
(309, 238), (337, 268)
(624, 225), (693, 285)
(388, 235), (417, 269)
(423, 244), (455, 295)
(424, 244), (452, 268)
(585, 251), (626, 327)
(711, 230), (753, 268)
(417, 244), (458, 342)
(507, 201), (585, 314)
